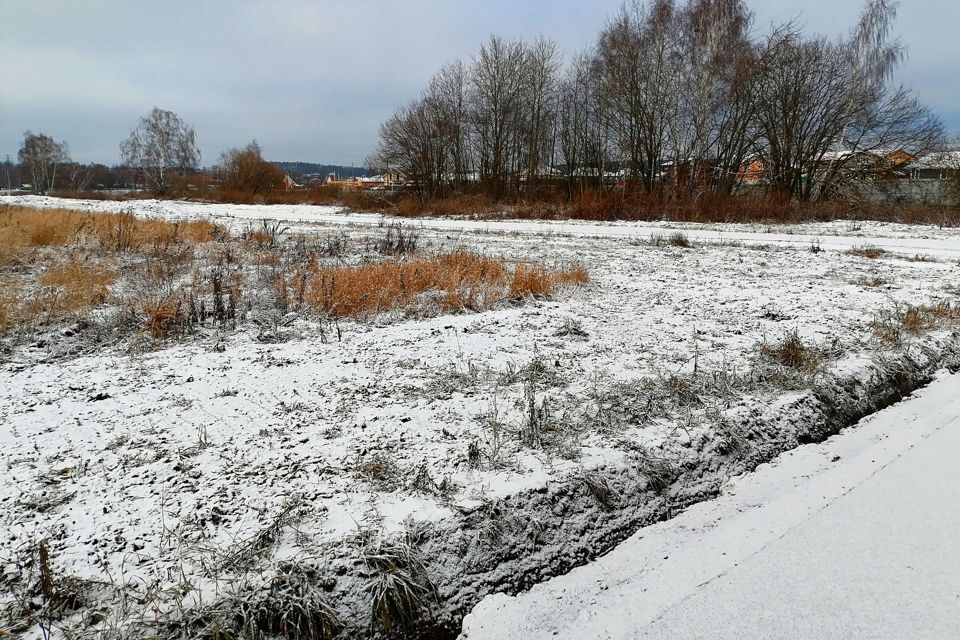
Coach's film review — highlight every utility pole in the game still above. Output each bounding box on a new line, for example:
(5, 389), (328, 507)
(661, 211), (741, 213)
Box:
(3, 154), (10, 194)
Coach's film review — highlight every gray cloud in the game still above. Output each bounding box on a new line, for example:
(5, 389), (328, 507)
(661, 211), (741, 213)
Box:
(1, 0), (957, 165)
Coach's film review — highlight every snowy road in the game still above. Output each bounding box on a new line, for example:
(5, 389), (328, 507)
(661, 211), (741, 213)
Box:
(461, 371), (960, 640)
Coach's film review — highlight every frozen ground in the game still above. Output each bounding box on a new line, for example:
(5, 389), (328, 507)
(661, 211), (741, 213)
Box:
(2, 196), (960, 637)
(461, 370), (960, 640)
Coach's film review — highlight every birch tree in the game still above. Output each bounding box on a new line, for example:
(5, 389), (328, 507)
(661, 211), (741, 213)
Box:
(18, 131), (70, 195)
(120, 107), (199, 195)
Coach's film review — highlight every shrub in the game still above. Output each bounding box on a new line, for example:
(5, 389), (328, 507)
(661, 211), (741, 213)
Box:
(216, 141), (286, 194)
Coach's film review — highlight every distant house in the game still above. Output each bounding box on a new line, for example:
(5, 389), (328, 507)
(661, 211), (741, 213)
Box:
(736, 148), (917, 186)
(908, 151), (960, 181)
(819, 148), (916, 180)
(661, 158), (719, 189)
(737, 156), (765, 184)
(280, 175), (299, 190)
(883, 149), (918, 167)
(326, 171), (406, 190)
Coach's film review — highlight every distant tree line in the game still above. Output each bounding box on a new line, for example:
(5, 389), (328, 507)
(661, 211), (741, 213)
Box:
(7, 107), (345, 198)
(6, 133), (129, 195)
(273, 162), (367, 179)
(370, 0), (945, 203)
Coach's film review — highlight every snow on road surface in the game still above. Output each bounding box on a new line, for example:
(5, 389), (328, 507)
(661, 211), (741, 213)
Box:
(461, 370), (960, 640)
(5, 195), (960, 259)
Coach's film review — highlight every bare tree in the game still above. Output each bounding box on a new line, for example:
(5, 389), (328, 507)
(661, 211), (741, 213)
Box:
(594, 1), (681, 193)
(672, 0), (756, 194)
(470, 36), (528, 198)
(370, 0), (942, 208)
(18, 131), (70, 195)
(751, 29), (851, 200)
(557, 52), (598, 197)
(373, 97), (445, 200)
(120, 107), (200, 195)
(431, 61), (472, 190)
(819, 0), (943, 197)
(520, 36), (561, 194)
(752, 1), (942, 201)
(1, 155), (13, 193)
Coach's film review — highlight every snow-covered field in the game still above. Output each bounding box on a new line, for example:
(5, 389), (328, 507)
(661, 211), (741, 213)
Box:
(2, 195), (960, 637)
(6, 194), (960, 258)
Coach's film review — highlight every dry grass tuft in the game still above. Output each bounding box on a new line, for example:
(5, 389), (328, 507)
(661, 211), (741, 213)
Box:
(761, 330), (821, 372)
(0, 276), (20, 332)
(859, 276), (888, 288)
(900, 302), (960, 334)
(845, 245), (887, 259)
(142, 294), (189, 339)
(510, 263), (553, 297)
(668, 232), (692, 248)
(872, 301), (960, 344)
(302, 251), (587, 319)
(35, 259), (115, 315)
(649, 232), (694, 248)
(1, 259), (116, 331)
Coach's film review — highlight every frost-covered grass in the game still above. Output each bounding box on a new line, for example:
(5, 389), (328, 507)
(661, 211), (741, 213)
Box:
(2, 197), (960, 638)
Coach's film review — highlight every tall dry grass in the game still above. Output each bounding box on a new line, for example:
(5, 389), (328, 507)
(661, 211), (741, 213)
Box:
(1, 205), (589, 344)
(1, 259), (116, 332)
(0, 276), (20, 332)
(0, 205), (224, 260)
(301, 251), (588, 318)
(0, 205), (225, 337)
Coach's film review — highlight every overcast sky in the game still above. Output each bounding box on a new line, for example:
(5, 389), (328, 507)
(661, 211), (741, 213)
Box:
(1, 0), (957, 166)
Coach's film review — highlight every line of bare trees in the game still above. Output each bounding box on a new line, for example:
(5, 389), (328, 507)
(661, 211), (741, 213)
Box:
(11, 108), (288, 197)
(370, 0), (944, 203)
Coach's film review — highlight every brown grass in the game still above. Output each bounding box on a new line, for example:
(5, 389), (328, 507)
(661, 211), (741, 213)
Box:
(0, 259), (116, 331)
(761, 330), (821, 372)
(142, 294), (189, 339)
(302, 251), (588, 319)
(0, 205), (225, 336)
(845, 245), (888, 259)
(0, 276), (20, 332)
(510, 263), (589, 297)
(0, 205), (224, 261)
(38, 259), (114, 310)
(668, 232), (692, 248)
(393, 189), (960, 227)
(51, 183), (960, 226)
(873, 301), (960, 343)
(901, 302), (960, 334)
